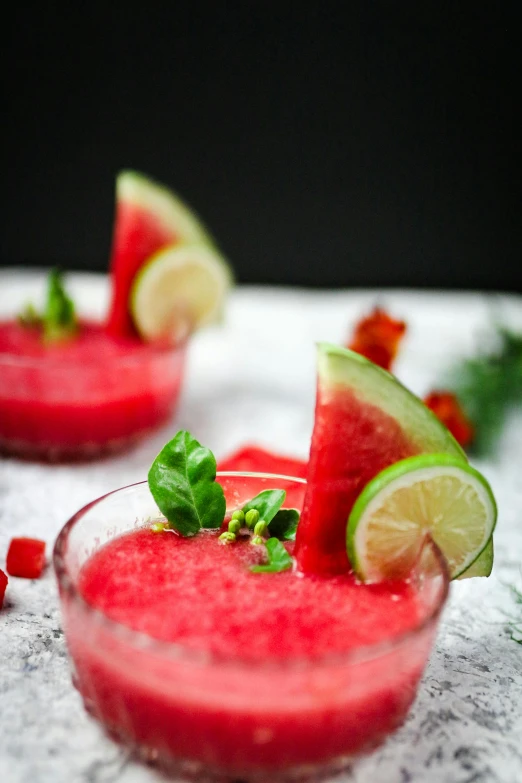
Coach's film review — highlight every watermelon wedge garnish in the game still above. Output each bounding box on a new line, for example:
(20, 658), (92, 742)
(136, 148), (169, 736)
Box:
(106, 171), (214, 337)
(294, 343), (466, 575)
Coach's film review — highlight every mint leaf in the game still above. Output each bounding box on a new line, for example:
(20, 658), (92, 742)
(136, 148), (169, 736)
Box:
(268, 508), (300, 541)
(446, 325), (522, 456)
(250, 538), (293, 574)
(17, 269), (77, 340)
(502, 581), (522, 645)
(242, 489), (285, 525)
(18, 269), (78, 342)
(148, 430), (226, 536)
(43, 269), (77, 341)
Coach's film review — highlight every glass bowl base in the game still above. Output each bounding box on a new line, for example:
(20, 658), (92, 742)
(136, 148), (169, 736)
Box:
(0, 430), (154, 463)
(81, 693), (376, 783)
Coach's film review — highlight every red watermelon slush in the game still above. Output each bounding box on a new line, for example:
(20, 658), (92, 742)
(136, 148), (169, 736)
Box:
(55, 475), (448, 779)
(0, 320), (185, 459)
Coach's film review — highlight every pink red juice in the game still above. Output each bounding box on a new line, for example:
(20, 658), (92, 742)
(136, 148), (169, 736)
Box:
(0, 320), (185, 459)
(61, 512), (444, 777)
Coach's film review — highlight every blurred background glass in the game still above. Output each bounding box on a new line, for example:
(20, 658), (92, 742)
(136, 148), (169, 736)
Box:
(3, 5), (520, 291)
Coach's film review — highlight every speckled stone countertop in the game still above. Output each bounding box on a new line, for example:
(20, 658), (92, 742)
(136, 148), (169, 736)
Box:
(1, 272), (521, 783)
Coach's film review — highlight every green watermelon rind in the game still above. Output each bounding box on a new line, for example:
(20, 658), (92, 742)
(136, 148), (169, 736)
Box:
(117, 170), (234, 292)
(117, 171), (234, 283)
(457, 537), (494, 579)
(317, 342), (467, 460)
(118, 170), (214, 246)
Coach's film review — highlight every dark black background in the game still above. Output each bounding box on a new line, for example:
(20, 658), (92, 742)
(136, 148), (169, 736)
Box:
(3, 4), (521, 291)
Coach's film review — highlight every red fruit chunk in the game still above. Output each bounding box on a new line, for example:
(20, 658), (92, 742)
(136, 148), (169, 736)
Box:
(0, 570), (7, 608)
(6, 538), (46, 579)
(423, 391), (475, 448)
(348, 307), (407, 371)
(217, 445), (307, 478)
(218, 445), (307, 510)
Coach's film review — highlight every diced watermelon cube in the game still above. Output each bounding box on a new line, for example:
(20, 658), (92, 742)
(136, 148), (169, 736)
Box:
(0, 569), (7, 608)
(6, 538), (46, 579)
(348, 307), (407, 372)
(423, 391), (475, 448)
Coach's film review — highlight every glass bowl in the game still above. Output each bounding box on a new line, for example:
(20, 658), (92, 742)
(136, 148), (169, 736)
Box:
(54, 473), (449, 782)
(0, 323), (186, 461)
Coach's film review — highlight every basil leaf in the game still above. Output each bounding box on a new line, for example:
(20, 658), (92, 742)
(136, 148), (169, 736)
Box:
(268, 508), (300, 541)
(148, 430), (226, 536)
(251, 538), (293, 573)
(242, 489), (285, 524)
(43, 269), (77, 341)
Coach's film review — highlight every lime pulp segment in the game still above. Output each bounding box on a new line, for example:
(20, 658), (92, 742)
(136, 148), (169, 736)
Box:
(130, 243), (232, 341)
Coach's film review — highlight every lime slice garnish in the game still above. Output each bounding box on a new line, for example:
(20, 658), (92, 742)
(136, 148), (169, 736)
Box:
(130, 243), (232, 340)
(347, 453), (497, 581)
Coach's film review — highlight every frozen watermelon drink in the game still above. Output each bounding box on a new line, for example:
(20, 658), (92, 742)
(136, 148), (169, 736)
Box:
(0, 318), (186, 459)
(55, 473), (448, 781)
(0, 172), (231, 460)
(55, 348), (496, 779)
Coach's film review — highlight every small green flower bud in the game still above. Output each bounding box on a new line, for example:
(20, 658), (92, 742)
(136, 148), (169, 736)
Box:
(151, 522), (167, 533)
(219, 531), (236, 544)
(245, 509), (260, 529)
(253, 520), (268, 537)
(231, 509), (245, 524)
(228, 518), (241, 535)
(251, 535), (264, 546)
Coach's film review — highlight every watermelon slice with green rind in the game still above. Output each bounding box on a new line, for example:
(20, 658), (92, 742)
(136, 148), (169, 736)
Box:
(106, 170), (219, 337)
(295, 343), (466, 575)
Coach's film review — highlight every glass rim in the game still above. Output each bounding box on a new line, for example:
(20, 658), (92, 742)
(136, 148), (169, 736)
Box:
(53, 473), (450, 670)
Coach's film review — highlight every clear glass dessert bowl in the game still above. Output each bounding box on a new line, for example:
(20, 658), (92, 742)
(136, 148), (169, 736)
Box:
(0, 320), (186, 461)
(54, 473), (449, 782)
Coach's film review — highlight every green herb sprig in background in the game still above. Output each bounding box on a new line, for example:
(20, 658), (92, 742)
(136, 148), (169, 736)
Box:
(43, 268), (78, 341)
(18, 268), (78, 342)
(448, 326), (522, 456)
(504, 582), (522, 645)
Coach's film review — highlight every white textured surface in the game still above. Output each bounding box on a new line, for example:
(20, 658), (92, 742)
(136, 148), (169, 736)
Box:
(0, 271), (521, 783)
